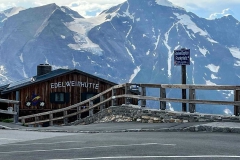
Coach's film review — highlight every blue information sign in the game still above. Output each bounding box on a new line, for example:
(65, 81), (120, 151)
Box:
(174, 49), (190, 66)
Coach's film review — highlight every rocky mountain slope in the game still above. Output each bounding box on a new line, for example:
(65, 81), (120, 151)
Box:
(0, 0), (240, 114)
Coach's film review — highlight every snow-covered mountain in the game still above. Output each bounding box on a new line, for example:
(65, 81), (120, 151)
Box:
(0, 0), (240, 114)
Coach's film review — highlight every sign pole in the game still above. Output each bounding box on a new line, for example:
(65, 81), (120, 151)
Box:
(181, 65), (187, 112)
(174, 48), (190, 112)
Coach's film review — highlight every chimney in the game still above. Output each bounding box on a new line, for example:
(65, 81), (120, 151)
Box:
(37, 64), (52, 76)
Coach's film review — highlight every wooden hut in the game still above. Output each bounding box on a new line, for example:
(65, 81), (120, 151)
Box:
(0, 64), (120, 119)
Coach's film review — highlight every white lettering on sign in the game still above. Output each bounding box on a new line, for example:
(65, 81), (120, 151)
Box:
(50, 81), (99, 89)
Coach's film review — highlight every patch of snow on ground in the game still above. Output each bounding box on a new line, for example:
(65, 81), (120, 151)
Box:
(155, 0), (180, 8)
(3, 7), (25, 17)
(125, 47), (135, 64)
(146, 50), (150, 55)
(52, 65), (69, 70)
(22, 66), (28, 78)
(129, 66), (141, 82)
(182, 26), (193, 40)
(224, 108), (232, 115)
(222, 90), (233, 99)
(229, 47), (240, 59)
(164, 23), (176, 77)
(167, 102), (174, 111)
(205, 79), (216, 85)
(126, 25), (132, 38)
(153, 61), (158, 71)
(154, 34), (160, 50)
(66, 14), (111, 55)
(0, 65), (9, 83)
(60, 7), (66, 12)
(174, 13), (208, 36)
(190, 57), (195, 84)
(123, 1), (135, 22)
(44, 58), (49, 65)
(72, 56), (80, 68)
(234, 61), (240, 66)
(174, 13), (218, 43)
(34, 20), (50, 38)
(205, 64), (220, 73)
(211, 74), (219, 79)
(19, 53), (23, 63)
(198, 47), (208, 56)
(132, 44), (136, 50)
(207, 38), (218, 43)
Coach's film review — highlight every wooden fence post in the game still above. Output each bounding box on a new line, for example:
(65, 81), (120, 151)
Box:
(234, 90), (240, 116)
(112, 88), (117, 106)
(21, 118), (25, 125)
(35, 116), (39, 127)
(14, 104), (19, 123)
(63, 110), (68, 125)
(160, 86), (166, 110)
(49, 113), (53, 126)
(89, 101), (93, 116)
(100, 95), (105, 111)
(125, 83), (130, 105)
(189, 87), (196, 113)
(14, 91), (19, 123)
(140, 86), (146, 107)
(77, 106), (81, 120)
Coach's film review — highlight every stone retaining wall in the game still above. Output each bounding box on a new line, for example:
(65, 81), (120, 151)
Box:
(73, 105), (240, 125)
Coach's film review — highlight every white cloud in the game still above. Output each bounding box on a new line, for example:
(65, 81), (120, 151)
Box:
(168, 0), (240, 10)
(67, 1), (121, 18)
(0, 0), (125, 18)
(168, 0), (240, 21)
(209, 8), (233, 19)
(0, 0), (240, 21)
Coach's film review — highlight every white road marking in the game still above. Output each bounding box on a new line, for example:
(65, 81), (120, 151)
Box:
(48, 155), (240, 159)
(0, 143), (175, 154)
(0, 141), (84, 146)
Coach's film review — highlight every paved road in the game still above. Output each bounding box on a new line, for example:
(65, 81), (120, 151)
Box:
(1, 121), (206, 132)
(1, 121), (240, 133)
(0, 130), (240, 160)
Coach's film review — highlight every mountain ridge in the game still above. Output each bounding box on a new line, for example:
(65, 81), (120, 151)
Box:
(0, 0), (240, 114)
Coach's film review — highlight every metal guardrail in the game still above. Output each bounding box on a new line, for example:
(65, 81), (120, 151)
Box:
(18, 83), (240, 126)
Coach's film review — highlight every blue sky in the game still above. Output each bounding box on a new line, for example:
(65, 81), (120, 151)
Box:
(0, 0), (240, 21)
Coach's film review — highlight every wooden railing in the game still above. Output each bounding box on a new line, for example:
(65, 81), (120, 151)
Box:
(0, 98), (19, 123)
(18, 84), (125, 126)
(18, 83), (240, 126)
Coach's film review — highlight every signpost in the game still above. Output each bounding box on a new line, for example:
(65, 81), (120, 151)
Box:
(174, 48), (190, 66)
(174, 48), (190, 112)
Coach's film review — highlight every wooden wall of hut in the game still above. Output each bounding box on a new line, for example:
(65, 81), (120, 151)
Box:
(5, 72), (120, 116)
